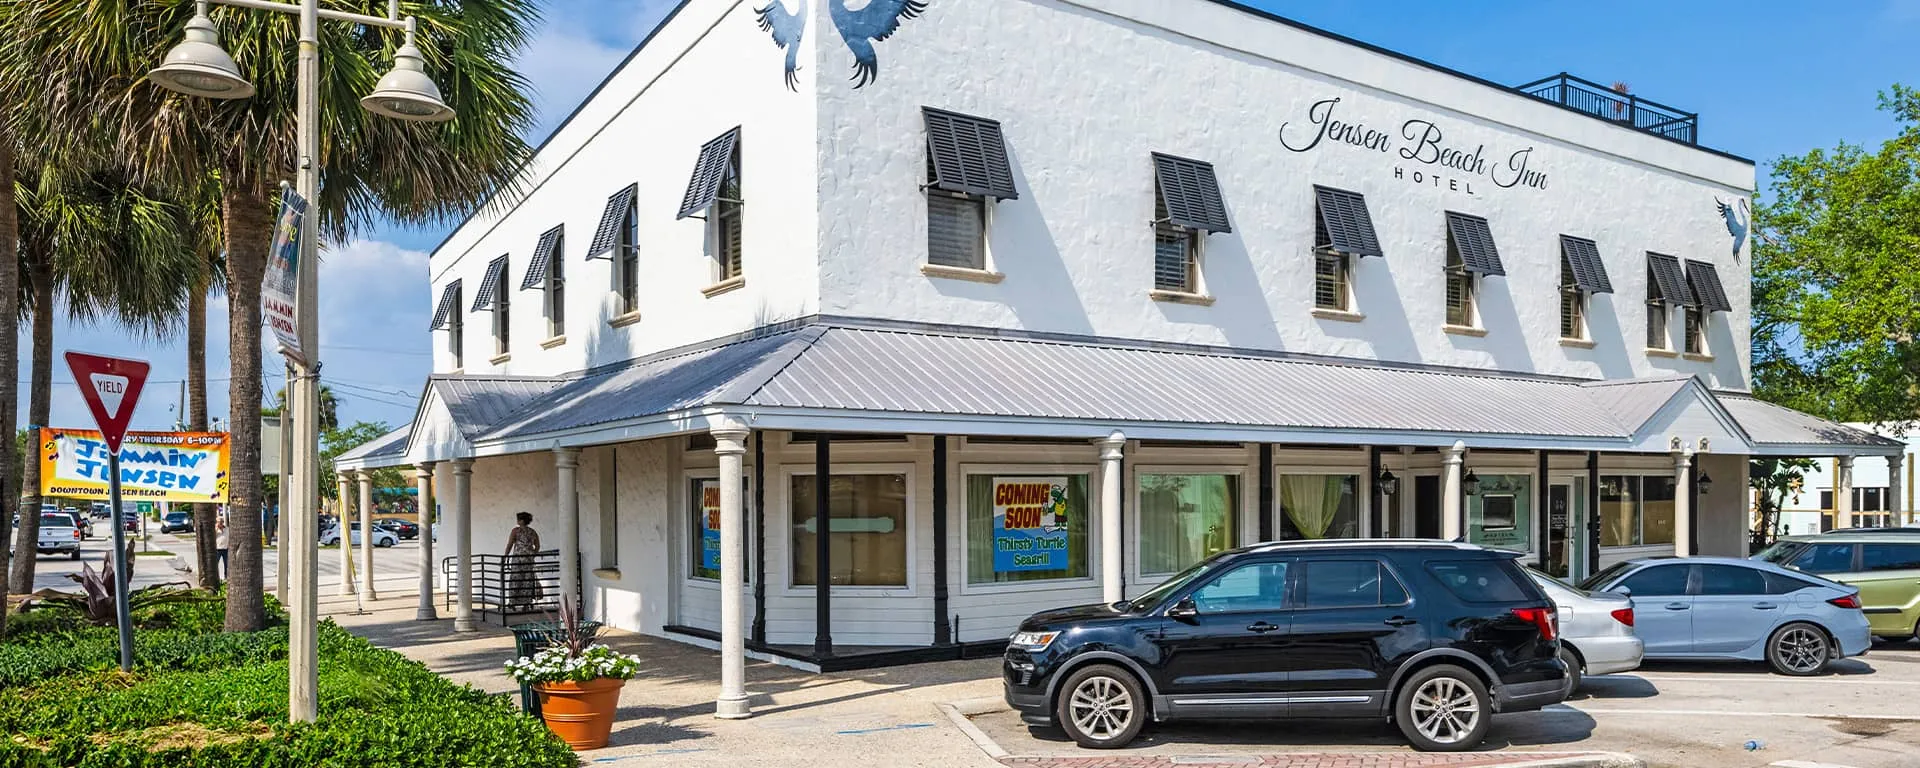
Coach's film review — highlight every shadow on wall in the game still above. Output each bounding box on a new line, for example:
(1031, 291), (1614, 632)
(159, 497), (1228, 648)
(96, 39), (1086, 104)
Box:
(1318, 253), (1422, 365)
(1153, 200), (1286, 351)
(1706, 314), (1747, 390)
(1458, 276), (1537, 373)
(931, 143), (1096, 336)
(1579, 297), (1638, 380)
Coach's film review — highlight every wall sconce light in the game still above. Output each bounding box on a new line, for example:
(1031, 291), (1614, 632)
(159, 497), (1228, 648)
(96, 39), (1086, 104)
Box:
(1698, 473), (1714, 495)
(1463, 469), (1480, 496)
(1376, 469), (1399, 496)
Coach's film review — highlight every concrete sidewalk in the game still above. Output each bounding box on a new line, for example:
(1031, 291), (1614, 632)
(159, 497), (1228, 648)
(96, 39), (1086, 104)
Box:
(322, 593), (1633, 768)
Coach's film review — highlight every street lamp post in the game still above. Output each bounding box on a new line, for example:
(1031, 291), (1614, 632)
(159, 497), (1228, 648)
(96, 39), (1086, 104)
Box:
(147, 0), (454, 724)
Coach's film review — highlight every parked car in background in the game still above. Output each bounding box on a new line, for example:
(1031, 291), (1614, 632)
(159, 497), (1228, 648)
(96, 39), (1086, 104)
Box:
(34, 513), (81, 560)
(160, 511), (194, 533)
(1580, 557), (1870, 675)
(1756, 531), (1920, 642)
(89, 502), (110, 519)
(1526, 567), (1641, 693)
(1004, 540), (1566, 752)
(375, 518), (420, 540)
(321, 522), (398, 548)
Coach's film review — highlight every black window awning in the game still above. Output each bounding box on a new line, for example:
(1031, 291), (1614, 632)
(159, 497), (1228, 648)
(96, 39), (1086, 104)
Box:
(470, 255), (509, 311)
(520, 225), (564, 290)
(677, 127), (740, 220)
(1151, 153), (1230, 233)
(429, 280), (462, 330)
(1646, 252), (1695, 306)
(923, 107), (1019, 200)
(1313, 186), (1383, 258)
(585, 184), (637, 260)
(1559, 236), (1613, 294)
(1444, 212), (1503, 276)
(1686, 259), (1733, 312)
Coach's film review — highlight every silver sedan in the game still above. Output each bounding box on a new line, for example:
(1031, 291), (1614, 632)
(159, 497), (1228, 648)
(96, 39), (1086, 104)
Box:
(1528, 568), (1643, 692)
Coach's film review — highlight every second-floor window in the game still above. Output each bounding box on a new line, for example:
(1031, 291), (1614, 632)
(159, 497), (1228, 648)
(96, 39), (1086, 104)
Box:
(922, 108), (1018, 273)
(586, 184), (640, 318)
(1315, 252), (1349, 311)
(1148, 153), (1230, 297)
(677, 127), (744, 287)
(1684, 259), (1732, 357)
(1311, 185), (1383, 312)
(519, 225), (565, 340)
(471, 254), (511, 358)
(1646, 253), (1691, 351)
(1442, 212), (1503, 330)
(1557, 236), (1612, 342)
(430, 280), (464, 370)
(1683, 305), (1706, 354)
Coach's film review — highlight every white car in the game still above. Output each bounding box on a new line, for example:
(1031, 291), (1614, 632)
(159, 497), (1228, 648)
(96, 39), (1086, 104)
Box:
(321, 523), (398, 548)
(1528, 567), (1643, 692)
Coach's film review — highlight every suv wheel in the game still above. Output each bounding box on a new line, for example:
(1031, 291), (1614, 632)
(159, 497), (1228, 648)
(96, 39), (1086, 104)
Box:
(1767, 622), (1830, 676)
(1054, 664), (1145, 749)
(1395, 664), (1490, 752)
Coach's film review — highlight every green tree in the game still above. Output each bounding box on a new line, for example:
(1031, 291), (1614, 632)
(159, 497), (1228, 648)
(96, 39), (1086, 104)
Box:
(1752, 84), (1920, 422)
(273, 385), (340, 433)
(4, 0), (535, 631)
(321, 421), (404, 503)
(6, 162), (197, 595)
(1750, 457), (1817, 550)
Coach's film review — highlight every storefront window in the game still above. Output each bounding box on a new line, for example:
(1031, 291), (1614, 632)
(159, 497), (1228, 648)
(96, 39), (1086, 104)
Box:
(1138, 473), (1238, 576)
(1279, 474), (1359, 539)
(1599, 475), (1677, 547)
(790, 474), (909, 587)
(689, 478), (749, 581)
(1468, 474), (1531, 552)
(967, 474), (1091, 585)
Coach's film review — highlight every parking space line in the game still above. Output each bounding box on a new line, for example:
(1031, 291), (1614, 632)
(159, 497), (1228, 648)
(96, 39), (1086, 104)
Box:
(1770, 761), (1864, 768)
(1548, 704), (1920, 720)
(1630, 675), (1920, 686)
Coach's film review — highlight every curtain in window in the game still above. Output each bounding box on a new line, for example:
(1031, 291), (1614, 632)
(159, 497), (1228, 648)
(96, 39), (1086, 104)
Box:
(1280, 475), (1350, 539)
(966, 474), (1091, 584)
(1138, 474), (1237, 575)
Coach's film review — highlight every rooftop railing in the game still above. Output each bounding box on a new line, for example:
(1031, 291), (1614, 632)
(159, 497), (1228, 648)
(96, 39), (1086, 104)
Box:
(1516, 73), (1698, 146)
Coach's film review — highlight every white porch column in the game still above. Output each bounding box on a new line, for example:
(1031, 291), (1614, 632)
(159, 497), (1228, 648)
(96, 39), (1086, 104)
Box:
(1098, 431), (1126, 604)
(336, 472), (356, 596)
(1895, 453), (1910, 525)
(358, 471), (377, 600)
(1673, 449), (1693, 557)
(451, 458), (476, 632)
(554, 447), (582, 610)
(1834, 456), (1854, 530)
(415, 462), (438, 620)
(713, 427), (751, 719)
(1441, 441), (1466, 541)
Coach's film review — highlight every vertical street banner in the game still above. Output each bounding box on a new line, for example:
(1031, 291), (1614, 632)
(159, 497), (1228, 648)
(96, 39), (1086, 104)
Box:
(698, 479), (722, 571)
(40, 428), (232, 504)
(991, 476), (1072, 572)
(263, 188), (307, 361)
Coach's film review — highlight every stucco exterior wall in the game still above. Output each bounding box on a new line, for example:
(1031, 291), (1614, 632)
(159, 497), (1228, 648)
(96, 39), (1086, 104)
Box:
(1695, 452), (1750, 557)
(813, 0), (1754, 387)
(427, 0), (820, 376)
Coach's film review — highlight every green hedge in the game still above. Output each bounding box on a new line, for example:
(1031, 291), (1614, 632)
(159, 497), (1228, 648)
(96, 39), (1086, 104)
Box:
(0, 602), (574, 767)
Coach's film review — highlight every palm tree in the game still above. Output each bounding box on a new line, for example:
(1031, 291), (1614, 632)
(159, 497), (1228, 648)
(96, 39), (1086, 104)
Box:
(2, 0), (536, 630)
(179, 176), (225, 589)
(0, 131), (20, 641)
(6, 161), (198, 595)
(274, 385), (340, 433)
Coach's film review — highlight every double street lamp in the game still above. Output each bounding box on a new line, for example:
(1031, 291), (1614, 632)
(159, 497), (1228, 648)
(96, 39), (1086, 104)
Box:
(147, 0), (456, 724)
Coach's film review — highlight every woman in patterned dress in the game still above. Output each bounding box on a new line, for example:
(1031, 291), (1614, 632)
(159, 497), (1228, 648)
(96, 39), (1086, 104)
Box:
(504, 512), (542, 609)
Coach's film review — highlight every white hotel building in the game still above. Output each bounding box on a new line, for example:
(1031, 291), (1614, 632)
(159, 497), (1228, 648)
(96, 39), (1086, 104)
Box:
(334, 0), (1899, 713)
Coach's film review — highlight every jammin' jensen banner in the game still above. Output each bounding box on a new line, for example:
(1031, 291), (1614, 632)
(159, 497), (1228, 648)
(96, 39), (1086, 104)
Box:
(40, 428), (230, 503)
(991, 477), (1071, 572)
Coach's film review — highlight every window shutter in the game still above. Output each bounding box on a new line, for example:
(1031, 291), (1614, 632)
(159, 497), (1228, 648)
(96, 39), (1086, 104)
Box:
(923, 108), (1019, 200)
(1312, 186), (1384, 258)
(677, 127), (740, 219)
(1559, 235), (1613, 293)
(1646, 252), (1695, 306)
(471, 256), (510, 311)
(1444, 212), (1503, 276)
(1153, 223), (1193, 292)
(429, 280), (462, 330)
(520, 225), (564, 290)
(586, 184), (637, 259)
(1684, 260), (1732, 312)
(1151, 153), (1231, 233)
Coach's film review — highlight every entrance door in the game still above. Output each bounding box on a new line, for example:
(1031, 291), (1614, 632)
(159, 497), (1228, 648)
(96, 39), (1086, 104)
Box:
(1413, 476), (1441, 539)
(1544, 482), (1575, 579)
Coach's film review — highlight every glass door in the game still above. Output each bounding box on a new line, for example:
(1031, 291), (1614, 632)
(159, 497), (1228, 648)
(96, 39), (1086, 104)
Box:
(1546, 479), (1588, 580)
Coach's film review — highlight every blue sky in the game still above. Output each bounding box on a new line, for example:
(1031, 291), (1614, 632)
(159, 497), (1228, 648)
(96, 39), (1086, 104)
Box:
(30, 0), (1918, 436)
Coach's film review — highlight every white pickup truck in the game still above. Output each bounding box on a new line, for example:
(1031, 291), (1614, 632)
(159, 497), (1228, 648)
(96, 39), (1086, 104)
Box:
(34, 512), (82, 560)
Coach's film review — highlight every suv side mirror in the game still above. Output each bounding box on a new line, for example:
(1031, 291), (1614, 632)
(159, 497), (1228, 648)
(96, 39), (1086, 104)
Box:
(1166, 597), (1198, 620)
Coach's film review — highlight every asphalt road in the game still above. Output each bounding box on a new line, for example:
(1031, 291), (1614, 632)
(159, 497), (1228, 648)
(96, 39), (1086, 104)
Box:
(974, 645), (1920, 768)
(12, 527), (432, 596)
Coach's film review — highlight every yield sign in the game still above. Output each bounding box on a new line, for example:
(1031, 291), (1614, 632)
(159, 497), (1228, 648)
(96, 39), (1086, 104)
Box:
(65, 351), (150, 454)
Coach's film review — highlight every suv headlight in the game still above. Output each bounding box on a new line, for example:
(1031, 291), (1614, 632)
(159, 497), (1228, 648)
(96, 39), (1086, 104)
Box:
(1008, 631), (1059, 651)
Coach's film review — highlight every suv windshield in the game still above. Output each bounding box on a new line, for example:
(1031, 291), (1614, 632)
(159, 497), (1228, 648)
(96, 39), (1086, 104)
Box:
(1754, 540), (1804, 564)
(1128, 556), (1227, 611)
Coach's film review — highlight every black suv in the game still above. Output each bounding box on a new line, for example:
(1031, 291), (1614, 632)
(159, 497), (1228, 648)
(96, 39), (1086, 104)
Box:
(1003, 540), (1567, 751)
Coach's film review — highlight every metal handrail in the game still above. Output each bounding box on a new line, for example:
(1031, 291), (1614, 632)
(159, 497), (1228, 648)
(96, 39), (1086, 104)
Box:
(1514, 72), (1697, 145)
(440, 550), (575, 623)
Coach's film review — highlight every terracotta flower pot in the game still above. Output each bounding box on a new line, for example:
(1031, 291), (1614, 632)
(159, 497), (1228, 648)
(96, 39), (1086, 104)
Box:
(533, 676), (626, 749)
